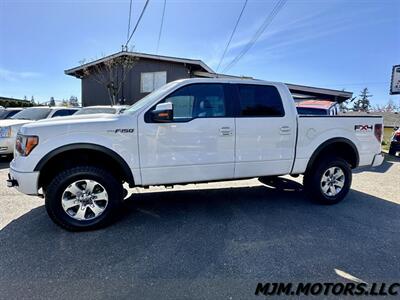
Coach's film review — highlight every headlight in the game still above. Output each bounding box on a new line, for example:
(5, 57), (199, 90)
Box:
(0, 127), (11, 138)
(15, 134), (39, 156)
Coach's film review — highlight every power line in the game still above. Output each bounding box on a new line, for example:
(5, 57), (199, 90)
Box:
(216, 0), (248, 73)
(222, 0), (287, 73)
(126, 0), (151, 48)
(156, 0), (167, 54)
(127, 0), (133, 42)
(223, 0), (286, 72)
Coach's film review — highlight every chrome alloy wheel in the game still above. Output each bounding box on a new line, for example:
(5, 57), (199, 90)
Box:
(61, 179), (108, 221)
(320, 167), (345, 197)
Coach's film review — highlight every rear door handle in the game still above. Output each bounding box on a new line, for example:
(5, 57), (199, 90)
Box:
(220, 126), (233, 136)
(280, 126), (291, 135)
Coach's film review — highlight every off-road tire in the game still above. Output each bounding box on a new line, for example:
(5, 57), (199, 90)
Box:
(45, 165), (123, 231)
(303, 157), (352, 204)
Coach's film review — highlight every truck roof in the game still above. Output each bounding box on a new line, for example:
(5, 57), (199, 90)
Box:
(191, 72), (353, 103)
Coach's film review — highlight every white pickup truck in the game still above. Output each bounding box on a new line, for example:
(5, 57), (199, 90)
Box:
(8, 78), (384, 231)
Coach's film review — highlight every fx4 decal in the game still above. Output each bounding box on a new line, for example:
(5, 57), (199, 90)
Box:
(107, 129), (135, 133)
(354, 125), (372, 132)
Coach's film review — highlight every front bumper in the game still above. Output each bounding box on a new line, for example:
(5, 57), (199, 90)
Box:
(8, 167), (40, 195)
(371, 153), (384, 167)
(0, 137), (15, 154)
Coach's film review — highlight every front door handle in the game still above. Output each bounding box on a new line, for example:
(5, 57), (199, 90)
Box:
(280, 126), (291, 135)
(219, 126), (233, 136)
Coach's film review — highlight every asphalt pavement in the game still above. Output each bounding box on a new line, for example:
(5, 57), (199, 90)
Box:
(0, 155), (399, 299)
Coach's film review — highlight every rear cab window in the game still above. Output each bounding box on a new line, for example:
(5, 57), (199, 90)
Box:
(236, 84), (285, 117)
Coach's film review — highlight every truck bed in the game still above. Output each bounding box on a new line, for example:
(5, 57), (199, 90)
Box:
(292, 115), (383, 174)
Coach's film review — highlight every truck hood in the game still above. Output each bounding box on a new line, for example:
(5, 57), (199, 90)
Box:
(19, 113), (134, 140)
(24, 113), (119, 128)
(0, 119), (34, 127)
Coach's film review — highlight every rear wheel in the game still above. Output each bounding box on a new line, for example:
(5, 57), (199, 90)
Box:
(303, 157), (352, 204)
(45, 165), (123, 231)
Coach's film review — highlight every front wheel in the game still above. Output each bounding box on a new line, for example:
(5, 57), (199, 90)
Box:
(45, 166), (123, 231)
(303, 157), (352, 204)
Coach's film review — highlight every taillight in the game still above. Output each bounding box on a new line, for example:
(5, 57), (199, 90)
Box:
(374, 124), (383, 142)
(394, 131), (400, 141)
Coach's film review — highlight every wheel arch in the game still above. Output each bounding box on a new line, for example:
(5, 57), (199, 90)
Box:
(35, 143), (135, 188)
(306, 138), (359, 171)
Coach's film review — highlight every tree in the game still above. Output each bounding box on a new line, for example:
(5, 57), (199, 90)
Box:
(384, 99), (399, 112)
(353, 88), (372, 112)
(30, 96), (35, 106)
(49, 97), (56, 107)
(339, 96), (355, 112)
(61, 99), (68, 107)
(373, 99), (400, 112)
(68, 96), (79, 107)
(81, 54), (138, 105)
(337, 88), (356, 112)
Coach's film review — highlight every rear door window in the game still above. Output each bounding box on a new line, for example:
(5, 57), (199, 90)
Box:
(237, 84), (285, 117)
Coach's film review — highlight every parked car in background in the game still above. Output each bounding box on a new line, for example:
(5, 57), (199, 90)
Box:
(296, 107), (330, 116)
(0, 107), (79, 156)
(389, 128), (400, 156)
(0, 108), (24, 119)
(296, 100), (339, 116)
(74, 105), (128, 116)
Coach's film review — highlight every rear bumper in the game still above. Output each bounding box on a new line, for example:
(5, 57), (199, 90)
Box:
(371, 153), (384, 167)
(0, 137), (15, 154)
(8, 167), (39, 195)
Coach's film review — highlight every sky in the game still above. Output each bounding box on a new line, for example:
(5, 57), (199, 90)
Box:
(0, 0), (399, 107)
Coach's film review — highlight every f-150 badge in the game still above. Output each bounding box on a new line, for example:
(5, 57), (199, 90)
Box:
(107, 129), (135, 133)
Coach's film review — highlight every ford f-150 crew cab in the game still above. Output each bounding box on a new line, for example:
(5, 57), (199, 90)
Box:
(8, 78), (384, 231)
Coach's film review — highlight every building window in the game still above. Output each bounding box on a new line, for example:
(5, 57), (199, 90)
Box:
(140, 71), (167, 93)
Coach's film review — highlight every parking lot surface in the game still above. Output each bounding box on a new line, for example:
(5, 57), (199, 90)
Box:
(0, 155), (399, 299)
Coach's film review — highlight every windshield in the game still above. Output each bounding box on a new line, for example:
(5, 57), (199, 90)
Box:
(11, 107), (51, 120)
(296, 107), (328, 116)
(74, 107), (116, 115)
(124, 81), (180, 114)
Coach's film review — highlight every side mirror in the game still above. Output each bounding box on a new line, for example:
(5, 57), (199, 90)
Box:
(151, 102), (173, 122)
